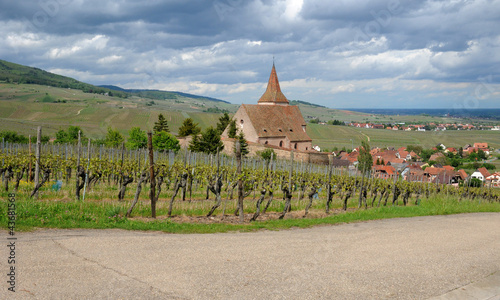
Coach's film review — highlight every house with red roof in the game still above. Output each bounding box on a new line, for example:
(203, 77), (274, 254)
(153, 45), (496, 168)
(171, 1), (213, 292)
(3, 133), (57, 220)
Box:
(471, 167), (491, 182)
(457, 169), (468, 181)
(485, 172), (500, 187)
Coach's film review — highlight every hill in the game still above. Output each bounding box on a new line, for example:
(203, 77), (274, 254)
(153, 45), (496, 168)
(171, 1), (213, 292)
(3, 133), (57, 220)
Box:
(100, 85), (230, 104)
(0, 59), (128, 98)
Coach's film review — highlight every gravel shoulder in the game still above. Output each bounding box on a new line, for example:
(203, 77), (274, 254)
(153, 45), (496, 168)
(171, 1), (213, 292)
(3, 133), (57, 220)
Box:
(2, 213), (500, 299)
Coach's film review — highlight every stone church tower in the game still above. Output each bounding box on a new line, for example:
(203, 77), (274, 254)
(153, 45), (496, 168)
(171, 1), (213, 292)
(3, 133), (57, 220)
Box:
(223, 63), (312, 151)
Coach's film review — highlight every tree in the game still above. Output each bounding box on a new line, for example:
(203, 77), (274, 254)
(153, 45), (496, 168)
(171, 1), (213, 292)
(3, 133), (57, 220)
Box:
(469, 178), (483, 187)
(54, 126), (84, 144)
(104, 127), (124, 148)
(478, 149), (487, 160)
(153, 131), (180, 152)
(189, 126), (223, 154)
(153, 113), (169, 134)
(406, 145), (423, 154)
(67, 126), (83, 141)
(357, 140), (372, 209)
(358, 140), (373, 174)
(54, 130), (69, 144)
(257, 148), (276, 161)
(178, 118), (201, 137)
(216, 112), (231, 134)
(227, 119), (237, 138)
(126, 127), (147, 149)
(235, 131), (249, 157)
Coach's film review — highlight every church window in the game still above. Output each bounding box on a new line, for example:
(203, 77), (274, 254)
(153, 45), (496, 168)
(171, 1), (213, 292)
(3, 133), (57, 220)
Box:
(279, 141), (283, 147)
(294, 143), (297, 149)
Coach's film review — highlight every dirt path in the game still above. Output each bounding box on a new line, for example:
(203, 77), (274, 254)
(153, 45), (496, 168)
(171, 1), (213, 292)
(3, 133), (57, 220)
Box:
(75, 107), (84, 115)
(2, 213), (500, 299)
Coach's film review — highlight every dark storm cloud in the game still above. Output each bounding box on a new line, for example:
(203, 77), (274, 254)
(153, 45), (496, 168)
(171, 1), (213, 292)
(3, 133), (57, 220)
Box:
(1, 0), (499, 107)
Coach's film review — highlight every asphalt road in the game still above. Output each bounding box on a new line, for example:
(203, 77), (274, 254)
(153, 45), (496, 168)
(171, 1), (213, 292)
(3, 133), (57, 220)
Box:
(2, 213), (500, 299)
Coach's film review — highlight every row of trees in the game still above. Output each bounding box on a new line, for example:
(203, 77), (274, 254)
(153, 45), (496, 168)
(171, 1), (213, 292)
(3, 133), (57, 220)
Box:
(2, 111), (250, 158)
(50, 112), (248, 156)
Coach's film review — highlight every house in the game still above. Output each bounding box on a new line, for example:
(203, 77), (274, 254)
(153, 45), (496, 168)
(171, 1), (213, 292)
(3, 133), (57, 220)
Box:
(485, 172), (500, 187)
(373, 165), (396, 179)
(442, 165), (455, 172)
(429, 152), (445, 162)
(331, 158), (351, 168)
(457, 169), (468, 181)
(474, 143), (490, 155)
(432, 170), (459, 184)
(436, 143), (446, 150)
(444, 147), (457, 154)
(223, 63), (312, 151)
(471, 167), (491, 182)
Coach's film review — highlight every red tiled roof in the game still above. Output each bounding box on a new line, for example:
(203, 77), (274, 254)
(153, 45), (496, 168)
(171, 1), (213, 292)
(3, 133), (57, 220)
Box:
(458, 169), (468, 180)
(424, 166), (445, 176)
(240, 104), (311, 142)
(477, 167), (491, 178)
(258, 63), (289, 104)
(474, 143), (488, 149)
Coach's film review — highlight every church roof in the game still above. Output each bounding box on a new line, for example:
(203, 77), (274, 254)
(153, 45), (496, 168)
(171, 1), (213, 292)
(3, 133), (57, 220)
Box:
(240, 104), (311, 142)
(258, 63), (289, 104)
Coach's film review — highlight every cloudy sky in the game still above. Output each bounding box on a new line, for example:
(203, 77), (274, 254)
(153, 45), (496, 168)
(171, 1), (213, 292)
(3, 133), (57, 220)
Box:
(1, 0), (500, 108)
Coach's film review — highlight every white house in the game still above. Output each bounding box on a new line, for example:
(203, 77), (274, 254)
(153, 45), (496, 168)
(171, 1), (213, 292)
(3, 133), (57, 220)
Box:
(486, 172), (500, 187)
(471, 167), (491, 182)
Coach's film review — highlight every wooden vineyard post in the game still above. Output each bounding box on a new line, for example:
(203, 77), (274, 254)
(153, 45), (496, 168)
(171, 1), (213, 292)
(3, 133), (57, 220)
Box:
(236, 140), (244, 222)
(82, 138), (91, 201)
(148, 132), (157, 218)
(28, 135), (32, 182)
(75, 130), (81, 199)
(34, 126), (41, 187)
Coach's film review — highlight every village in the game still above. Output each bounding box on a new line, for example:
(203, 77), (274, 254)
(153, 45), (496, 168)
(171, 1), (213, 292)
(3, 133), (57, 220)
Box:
(344, 122), (500, 131)
(330, 142), (499, 187)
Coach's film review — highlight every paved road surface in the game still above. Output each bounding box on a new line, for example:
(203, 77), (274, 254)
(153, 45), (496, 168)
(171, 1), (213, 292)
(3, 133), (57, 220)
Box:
(2, 213), (500, 299)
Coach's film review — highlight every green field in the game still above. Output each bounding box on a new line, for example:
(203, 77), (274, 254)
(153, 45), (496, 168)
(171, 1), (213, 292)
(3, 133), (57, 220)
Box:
(307, 124), (500, 150)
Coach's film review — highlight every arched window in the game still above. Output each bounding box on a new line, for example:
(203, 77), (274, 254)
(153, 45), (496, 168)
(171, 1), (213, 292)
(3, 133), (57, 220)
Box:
(279, 141), (283, 147)
(294, 143), (297, 149)
(264, 141), (268, 145)
(240, 119), (244, 129)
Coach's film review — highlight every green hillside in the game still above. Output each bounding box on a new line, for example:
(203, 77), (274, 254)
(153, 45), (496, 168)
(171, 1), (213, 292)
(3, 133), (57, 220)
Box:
(0, 59), (128, 98)
(0, 83), (234, 139)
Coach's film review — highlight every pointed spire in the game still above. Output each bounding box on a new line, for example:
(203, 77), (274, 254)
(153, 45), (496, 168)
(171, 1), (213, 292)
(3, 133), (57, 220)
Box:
(258, 63), (289, 105)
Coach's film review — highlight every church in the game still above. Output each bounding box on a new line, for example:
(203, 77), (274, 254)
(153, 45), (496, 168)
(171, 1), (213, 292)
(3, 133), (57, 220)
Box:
(223, 64), (312, 151)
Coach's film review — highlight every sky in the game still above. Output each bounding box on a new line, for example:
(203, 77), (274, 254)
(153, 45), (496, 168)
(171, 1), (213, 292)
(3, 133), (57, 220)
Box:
(1, 0), (500, 109)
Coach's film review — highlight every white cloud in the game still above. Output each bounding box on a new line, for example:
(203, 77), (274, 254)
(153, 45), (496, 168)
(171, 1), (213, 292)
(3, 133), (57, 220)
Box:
(47, 35), (109, 59)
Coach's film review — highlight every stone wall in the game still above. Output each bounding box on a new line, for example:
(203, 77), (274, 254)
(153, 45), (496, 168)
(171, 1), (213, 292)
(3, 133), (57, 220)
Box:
(177, 136), (332, 164)
(221, 137), (332, 164)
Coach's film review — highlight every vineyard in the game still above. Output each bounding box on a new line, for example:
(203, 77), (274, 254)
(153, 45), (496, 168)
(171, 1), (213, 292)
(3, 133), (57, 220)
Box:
(1, 138), (500, 226)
